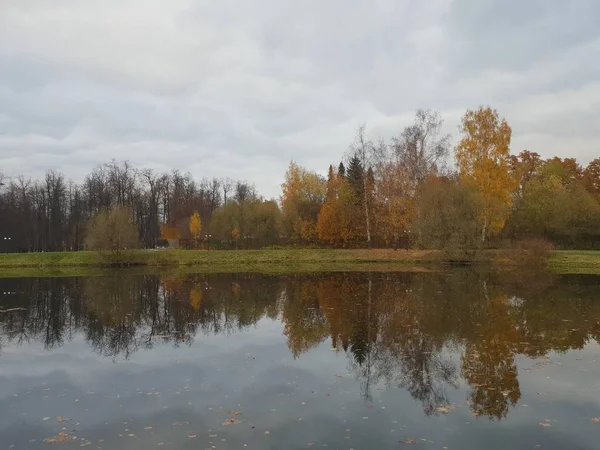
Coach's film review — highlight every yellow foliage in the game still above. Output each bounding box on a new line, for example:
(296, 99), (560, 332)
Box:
(189, 286), (203, 310)
(455, 106), (516, 240)
(280, 161), (326, 242)
(231, 225), (241, 240)
(189, 212), (202, 238)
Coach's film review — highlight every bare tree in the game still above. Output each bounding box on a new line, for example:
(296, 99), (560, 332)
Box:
(222, 177), (233, 206)
(391, 109), (451, 195)
(351, 124), (376, 249)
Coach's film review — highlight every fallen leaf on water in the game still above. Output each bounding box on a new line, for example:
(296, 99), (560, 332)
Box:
(144, 426), (153, 430)
(334, 374), (344, 378)
(223, 418), (240, 426)
(56, 416), (65, 423)
(223, 410), (242, 416)
(539, 423), (552, 428)
(591, 418), (600, 423)
(436, 405), (456, 414)
(188, 434), (196, 438)
(401, 437), (418, 444)
(44, 432), (72, 443)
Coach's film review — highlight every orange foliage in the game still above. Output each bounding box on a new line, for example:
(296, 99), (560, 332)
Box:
(160, 224), (180, 240)
(584, 158), (600, 197)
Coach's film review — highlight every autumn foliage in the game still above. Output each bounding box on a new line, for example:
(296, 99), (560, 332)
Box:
(2, 108), (599, 254)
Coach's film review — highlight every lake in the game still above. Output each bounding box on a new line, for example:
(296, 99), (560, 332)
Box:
(1, 270), (599, 449)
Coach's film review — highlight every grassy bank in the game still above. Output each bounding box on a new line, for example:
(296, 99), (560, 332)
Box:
(0, 248), (598, 276)
(0, 249), (442, 269)
(546, 250), (600, 274)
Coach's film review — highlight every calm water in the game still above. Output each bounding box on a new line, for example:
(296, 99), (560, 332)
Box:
(1, 270), (600, 449)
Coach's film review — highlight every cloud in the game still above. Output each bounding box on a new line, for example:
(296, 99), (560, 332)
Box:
(0, 0), (598, 197)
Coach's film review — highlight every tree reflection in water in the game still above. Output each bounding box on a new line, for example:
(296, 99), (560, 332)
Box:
(1, 269), (599, 420)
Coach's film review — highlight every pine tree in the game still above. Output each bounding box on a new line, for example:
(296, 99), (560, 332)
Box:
(346, 155), (364, 201)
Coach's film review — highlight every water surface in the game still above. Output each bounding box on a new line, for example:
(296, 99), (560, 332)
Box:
(1, 270), (599, 449)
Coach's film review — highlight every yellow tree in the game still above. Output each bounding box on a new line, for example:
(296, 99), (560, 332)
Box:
(189, 211), (202, 248)
(231, 225), (241, 250)
(280, 161), (326, 243)
(455, 106), (515, 242)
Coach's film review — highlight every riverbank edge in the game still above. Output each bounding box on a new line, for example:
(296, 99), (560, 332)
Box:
(0, 249), (598, 277)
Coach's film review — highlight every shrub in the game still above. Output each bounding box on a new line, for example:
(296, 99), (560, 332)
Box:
(505, 237), (553, 266)
(85, 206), (140, 265)
(414, 177), (484, 262)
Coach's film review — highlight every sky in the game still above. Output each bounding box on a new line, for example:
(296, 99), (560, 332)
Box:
(1, 0), (599, 198)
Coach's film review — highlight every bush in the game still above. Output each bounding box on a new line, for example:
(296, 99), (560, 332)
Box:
(85, 206), (140, 265)
(505, 237), (553, 266)
(414, 177), (484, 262)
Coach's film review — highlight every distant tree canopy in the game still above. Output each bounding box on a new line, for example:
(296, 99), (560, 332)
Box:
(1, 108), (599, 254)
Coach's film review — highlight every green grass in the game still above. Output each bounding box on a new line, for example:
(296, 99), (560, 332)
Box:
(0, 248), (441, 268)
(547, 250), (600, 274)
(0, 248), (599, 277)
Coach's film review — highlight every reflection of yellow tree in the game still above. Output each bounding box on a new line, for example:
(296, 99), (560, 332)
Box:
(281, 281), (329, 358)
(461, 295), (521, 419)
(189, 286), (203, 310)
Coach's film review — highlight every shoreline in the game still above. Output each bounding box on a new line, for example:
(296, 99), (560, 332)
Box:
(0, 249), (598, 277)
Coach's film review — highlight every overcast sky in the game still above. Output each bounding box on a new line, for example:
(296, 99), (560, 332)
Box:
(1, 0), (599, 198)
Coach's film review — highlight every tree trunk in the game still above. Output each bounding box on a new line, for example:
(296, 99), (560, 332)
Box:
(363, 175), (371, 249)
(481, 217), (487, 244)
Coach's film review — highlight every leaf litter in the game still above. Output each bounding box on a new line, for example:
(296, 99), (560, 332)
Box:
(43, 432), (74, 443)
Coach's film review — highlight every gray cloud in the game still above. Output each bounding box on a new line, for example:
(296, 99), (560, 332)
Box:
(0, 0), (598, 197)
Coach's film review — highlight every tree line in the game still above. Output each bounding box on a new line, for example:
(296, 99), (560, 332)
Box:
(0, 161), (277, 252)
(282, 107), (600, 253)
(1, 105), (599, 253)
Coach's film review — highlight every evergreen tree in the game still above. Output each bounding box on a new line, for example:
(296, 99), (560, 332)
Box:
(347, 155), (364, 201)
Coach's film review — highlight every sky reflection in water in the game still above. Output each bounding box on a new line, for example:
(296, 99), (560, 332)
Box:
(1, 270), (599, 449)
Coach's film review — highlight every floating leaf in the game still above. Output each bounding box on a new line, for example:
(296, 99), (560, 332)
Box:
(43, 432), (72, 443)
(222, 418), (240, 426)
(437, 405), (456, 414)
